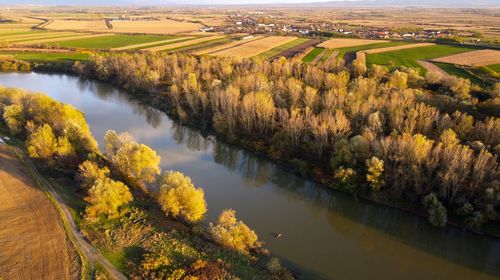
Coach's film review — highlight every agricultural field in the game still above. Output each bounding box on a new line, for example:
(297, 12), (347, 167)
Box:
(431, 49), (500, 67)
(366, 44), (474, 72)
(144, 35), (225, 52)
(432, 62), (485, 84)
(205, 36), (298, 58)
(195, 36), (264, 55)
(363, 43), (436, 54)
(256, 37), (309, 59)
(318, 38), (388, 49)
(112, 36), (194, 51)
(0, 145), (79, 280)
(302, 47), (325, 63)
(44, 19), (108, 31)
(0, 51), (89, 61)
(53, 34), (177, 49)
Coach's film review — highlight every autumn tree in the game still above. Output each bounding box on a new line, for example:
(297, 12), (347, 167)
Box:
(209, 209), (261, 255)
(157, 171), (207, 223)
(84, 178), (133, 220)
(104, 130), (161, 191)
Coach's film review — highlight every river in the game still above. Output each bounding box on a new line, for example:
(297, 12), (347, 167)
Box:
(1, 72), (499, 280)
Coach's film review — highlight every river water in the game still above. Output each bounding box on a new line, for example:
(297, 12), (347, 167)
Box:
(1, 72), (499, 280)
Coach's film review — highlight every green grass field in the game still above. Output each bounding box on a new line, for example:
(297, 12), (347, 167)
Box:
(53, 34), (176, 49)
(337, 41), (410, 58)
(433, 62), (484, 84)
(366, 44), (474, 72)
(302, 47), (325, 63)
(0, 51), (89, 61)
(319, 48), (338, 63)
(256, 38), (309, 59)
(0, 31), (42, 38)
(486, 64), (500, 73)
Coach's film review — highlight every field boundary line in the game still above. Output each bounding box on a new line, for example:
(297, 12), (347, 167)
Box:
(112, 36), (192, 50)
(363, 43), (435, 54)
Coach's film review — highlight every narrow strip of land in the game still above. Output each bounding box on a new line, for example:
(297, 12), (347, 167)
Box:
(418, 60), (450, 79)
(363, 43), (435, 54)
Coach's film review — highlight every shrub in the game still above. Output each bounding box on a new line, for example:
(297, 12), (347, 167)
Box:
(208, 209), (261, 255)
(366, 157), (384, 191)
(84, 178), (133, 220)
(422, 193), (447, 227)
(266, 257), (282, 274)
(157, 171), (207, 223)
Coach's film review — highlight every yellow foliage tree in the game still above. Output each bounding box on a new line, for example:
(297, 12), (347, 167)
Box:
(208, 209), (260, 255)
(366, 156), (385, 191)
(77, 160), (110, 189)
(157, 171), (207, 223)
(84, 178), (133, 219)
(26, 124), (57, 160)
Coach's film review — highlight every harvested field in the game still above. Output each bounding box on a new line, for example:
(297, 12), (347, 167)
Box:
(364, 43), (436, 54)
(0, 144), (79, 280)
(145, 35), (225, 52)
(318, 38), (388, 49)
(195, 35), (264, 55)
(45, 19), (108, 31)
(431, 49), (500, 67)
(208, 36), (298, 58)
(18, 33), (111, 45)
(112, 36), (191, 50)
(109, 19), (203, 34)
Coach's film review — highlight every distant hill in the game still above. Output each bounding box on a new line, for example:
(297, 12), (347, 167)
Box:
(2, 0), (499, 7)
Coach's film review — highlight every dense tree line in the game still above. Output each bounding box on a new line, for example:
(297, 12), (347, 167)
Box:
(75, 53), (500, 230)
(0, 88), (287, 279)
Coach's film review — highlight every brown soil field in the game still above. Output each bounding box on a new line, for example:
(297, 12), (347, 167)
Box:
(0, 144), (79, 280)
(364, 43), (436, 54)
(195, 35), (264, 55)
(431, 49), (500, 67)
(145, 35), (224, 52)
(208, 36), (298, 58)
(112, 36), (193, 50)
(45, 19), (108, 31)
(318, 38), (388, 49)
(18, 33), (110, 45)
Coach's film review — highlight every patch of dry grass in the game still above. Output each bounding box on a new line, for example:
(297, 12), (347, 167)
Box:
(431, 49), (500, 67)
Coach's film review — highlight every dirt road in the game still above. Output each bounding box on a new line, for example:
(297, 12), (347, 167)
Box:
(0, 145), (79, 280)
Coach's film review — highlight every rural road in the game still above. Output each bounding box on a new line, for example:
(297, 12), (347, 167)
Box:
(1, 142), (128, 280)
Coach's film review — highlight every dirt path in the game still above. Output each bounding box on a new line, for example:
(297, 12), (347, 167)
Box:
(418, 60), (450, 79)
(0, 143), (128, 280)
(0, 145), (79, 280)
(18, 146), (128, 280)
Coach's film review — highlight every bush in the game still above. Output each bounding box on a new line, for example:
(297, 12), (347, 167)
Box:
(84, 178), (133, 220)
(208, 209), (261, 255)
(266, 257), (282, 274)
(366, 157), (384, 192)
(26, 124), (57, 161)
(157, 171), (207, 223)
(422, 193), (447, 227)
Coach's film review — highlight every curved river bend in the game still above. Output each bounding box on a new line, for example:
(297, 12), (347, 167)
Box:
(1, 72), (499, 280)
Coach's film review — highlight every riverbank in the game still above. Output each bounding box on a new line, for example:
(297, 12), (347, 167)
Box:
(2, 71), (500, 280)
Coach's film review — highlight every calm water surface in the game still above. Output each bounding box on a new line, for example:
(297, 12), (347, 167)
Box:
(1, 72), (499, 280)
